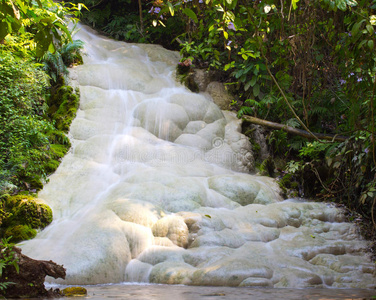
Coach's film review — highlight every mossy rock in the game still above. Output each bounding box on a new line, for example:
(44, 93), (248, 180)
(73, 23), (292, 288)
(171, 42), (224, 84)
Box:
(0, 195), (53, 243)
(47, 130), (71, 146)
(48, 85), (79, 133)
(17, 176), (44, 191)
(43, 159), (60, 173)
(4, 224), (37, 243)
(50, 144), (69, 158)
(62, 287), (87, 297)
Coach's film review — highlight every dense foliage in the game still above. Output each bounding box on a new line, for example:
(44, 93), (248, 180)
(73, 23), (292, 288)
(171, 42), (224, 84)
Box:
(0, 0), (84, 194)
(0, 237), (19, 293)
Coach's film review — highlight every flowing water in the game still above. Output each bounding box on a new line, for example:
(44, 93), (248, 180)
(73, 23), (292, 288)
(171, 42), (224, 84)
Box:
(21, 25), (375, 290)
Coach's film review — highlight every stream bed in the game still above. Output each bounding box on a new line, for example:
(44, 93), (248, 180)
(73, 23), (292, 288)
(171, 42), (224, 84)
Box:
(41, 283), (376, 300)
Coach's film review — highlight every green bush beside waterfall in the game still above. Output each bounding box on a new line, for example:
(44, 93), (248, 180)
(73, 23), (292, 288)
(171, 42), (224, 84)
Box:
(0, 0), (84, 246)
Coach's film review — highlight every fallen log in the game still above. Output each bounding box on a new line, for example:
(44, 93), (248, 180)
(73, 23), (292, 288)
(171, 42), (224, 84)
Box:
(1, 246), (66, 298)
(242, 116), (348, 142)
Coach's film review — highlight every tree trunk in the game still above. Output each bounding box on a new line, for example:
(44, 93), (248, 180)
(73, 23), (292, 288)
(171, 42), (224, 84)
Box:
(1, 247), (66, 298)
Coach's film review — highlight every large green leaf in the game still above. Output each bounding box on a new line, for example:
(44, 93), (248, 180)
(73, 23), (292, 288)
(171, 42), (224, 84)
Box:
(335, 0), (347, 11)
(351, 19), (366, 37)
(35, 28), (53, 57)
(0, 21), (9, 40)
(182, 8), (198, 23)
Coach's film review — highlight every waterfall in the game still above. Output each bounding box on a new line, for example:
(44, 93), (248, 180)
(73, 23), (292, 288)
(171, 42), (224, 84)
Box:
(20, 25), (374, 288)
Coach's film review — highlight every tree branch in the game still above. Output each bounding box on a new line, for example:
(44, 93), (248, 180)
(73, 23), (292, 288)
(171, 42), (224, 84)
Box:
(243, 115), (348, 142)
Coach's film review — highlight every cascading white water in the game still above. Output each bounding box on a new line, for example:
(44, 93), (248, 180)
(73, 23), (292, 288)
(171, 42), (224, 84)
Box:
(21, 25), (375, 288)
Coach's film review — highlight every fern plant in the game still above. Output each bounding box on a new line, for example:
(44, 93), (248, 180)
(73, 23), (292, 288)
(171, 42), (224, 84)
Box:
(42, 40), (84, 84)
(0, 237), (19, 293)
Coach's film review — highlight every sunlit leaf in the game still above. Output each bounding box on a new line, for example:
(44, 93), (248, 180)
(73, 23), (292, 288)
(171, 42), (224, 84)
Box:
(264, 4), (271, 13)
(167, 2), (174, 16)
(335, 0), (347, 11)
(370, 15), (376, 25)
(292, 0), (300, 10)
(345, 0), (358, 6)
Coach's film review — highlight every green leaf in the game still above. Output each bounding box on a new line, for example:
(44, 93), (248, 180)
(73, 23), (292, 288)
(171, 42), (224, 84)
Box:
(351, 20), (366, 37)
(345, 0), (358, 6)
(0, 21), (9, 40)
(223, 30), (228, 39)
(335, 0), (347, 11)
(292, 0), (300, 10)
(54, 22), (72, 42)
(368, 40), (374, 50)
(253, 83), (260, 97)
(250, 76), (257, 87)
(370, 15), (376, 26)
(366, 24), (374, 35)
(182, 8), (198, 23)
(357, 39), (367, 49)
(167, 2), (174, 16)
(244, 80), (252, 91)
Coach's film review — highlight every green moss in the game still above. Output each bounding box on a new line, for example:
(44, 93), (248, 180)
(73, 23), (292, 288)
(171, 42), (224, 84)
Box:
(50, 144), (69, 157)
(5, 224), (37, 243)
(48, 85), (79, 133)
(43, 159), (60, 173)
(62, 287), (87, 296)
(0, 195), (53, 242)
(47, 130), (71, 146)
(249, 138), (261, 158)
(17, 176), (44, 191)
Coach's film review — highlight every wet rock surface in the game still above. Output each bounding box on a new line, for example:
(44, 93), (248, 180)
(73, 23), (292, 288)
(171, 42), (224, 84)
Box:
(20, 25), (375, 289)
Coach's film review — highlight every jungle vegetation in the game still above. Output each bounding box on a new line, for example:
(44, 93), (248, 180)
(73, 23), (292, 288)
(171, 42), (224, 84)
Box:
(0, 0), (85, 271)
